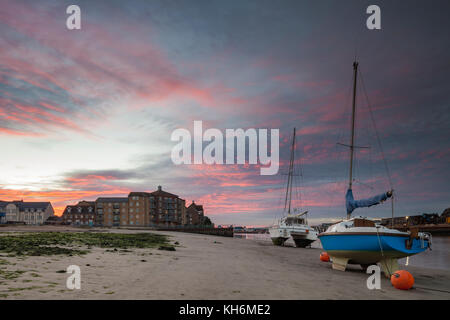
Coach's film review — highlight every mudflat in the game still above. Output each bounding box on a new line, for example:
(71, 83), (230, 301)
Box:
(0, 226), (448, 299)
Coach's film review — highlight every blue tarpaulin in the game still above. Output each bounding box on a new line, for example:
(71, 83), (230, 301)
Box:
(346, 189), (391, 214)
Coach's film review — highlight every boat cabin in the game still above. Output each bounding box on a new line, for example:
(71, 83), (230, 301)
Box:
(353, 218), (376, 228)
(283, 216), (306, 226)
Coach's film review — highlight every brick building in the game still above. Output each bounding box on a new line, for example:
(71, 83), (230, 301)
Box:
(61, 186), (205, 228)
(149, 186), (185, 226)
(96, 197), (128, 227)
(127, 192), (151, 226)
(184, 201), (204, 225)
(61, 201), (95, 226)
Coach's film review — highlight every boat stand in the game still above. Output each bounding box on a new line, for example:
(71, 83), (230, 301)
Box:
(331, 256), (349, 271)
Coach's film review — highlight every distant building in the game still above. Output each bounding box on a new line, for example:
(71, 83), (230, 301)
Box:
(149, 186), (185, 226)
(314, 223), (335, 233)
(96, 197), (128, 227)
(60, 186), (206, 228)
(92, 186), (188, 227)
(61, 201), (96, 226)
(0, 200), (54, 225)
(184, 201), (204, 225)
(126, 191), (152, 226)
(0, 201), (7, 224)
(381, 213), (442, 227)
(44, 215), (63, 225)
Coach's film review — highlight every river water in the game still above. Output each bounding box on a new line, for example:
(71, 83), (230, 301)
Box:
(234, 233), (450, 271)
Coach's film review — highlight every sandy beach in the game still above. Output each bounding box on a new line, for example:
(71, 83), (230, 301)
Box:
(0, 226), (449, 300)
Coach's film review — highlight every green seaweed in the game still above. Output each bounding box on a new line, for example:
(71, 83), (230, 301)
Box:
(0, 232), (169, 257)
(0, 269), (25, 280)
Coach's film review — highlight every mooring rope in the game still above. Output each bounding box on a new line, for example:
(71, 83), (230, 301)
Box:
(376, 226), (393, 277)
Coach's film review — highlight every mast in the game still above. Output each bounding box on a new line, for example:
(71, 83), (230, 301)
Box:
(284, 128), (296, 214)
(348, 61), (358, 219)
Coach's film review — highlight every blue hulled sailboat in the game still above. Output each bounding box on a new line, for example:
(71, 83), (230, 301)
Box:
(318, 62), (431, 276)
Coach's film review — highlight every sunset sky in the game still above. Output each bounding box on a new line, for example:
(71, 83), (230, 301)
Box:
(0, 0), (449, 226)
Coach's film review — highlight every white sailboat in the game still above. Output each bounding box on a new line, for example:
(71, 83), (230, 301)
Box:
(269, 128), (318, 247)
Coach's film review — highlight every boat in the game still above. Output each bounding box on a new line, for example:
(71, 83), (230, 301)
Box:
(269, 128), (318, 247)
(318, 62), (432, 276)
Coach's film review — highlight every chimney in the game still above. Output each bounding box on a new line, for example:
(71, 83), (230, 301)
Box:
(158, 185), (162, 191)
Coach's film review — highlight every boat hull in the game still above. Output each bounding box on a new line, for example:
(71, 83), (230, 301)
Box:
(291, 237), (315, 248)
(319, 232), (429, 264)
(271, 237), (289, 246)
(290, 231), (317, 248)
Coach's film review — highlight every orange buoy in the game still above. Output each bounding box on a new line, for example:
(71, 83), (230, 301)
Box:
(320, 252), (330, 262)
(391, 270), (414, 290)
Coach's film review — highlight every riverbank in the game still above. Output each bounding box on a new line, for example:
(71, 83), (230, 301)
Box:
(0, 226), (449, 299)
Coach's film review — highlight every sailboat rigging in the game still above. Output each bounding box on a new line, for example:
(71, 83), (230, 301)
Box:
(269, 128), (318, 247)
(318, 61), (431, 276)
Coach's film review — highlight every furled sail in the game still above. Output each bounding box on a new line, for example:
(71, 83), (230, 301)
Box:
(346, 189), (392, 214)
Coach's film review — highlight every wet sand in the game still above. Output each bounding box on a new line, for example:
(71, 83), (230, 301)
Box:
(0, 226), (449, 299)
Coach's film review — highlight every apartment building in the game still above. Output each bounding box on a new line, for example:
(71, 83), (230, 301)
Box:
(60, 186), (202, 228)
(149, 186), (185, 226)
(0, 200), (54, 225)
(127, 192), (150, 226)
(96, 197), (128, 226)
(61, 200), (95, 226)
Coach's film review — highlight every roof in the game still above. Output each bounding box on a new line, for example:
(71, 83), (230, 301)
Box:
(0, 201), (52, 211)
(96, 197), (128, 203)
(150, 190), (178, 198)
(128, 192), (152, 197)
(188, 201), (203, 211)
(73, 201), (95, 207)
(150, 186), (178, 198)
(63, 201), (95, 215)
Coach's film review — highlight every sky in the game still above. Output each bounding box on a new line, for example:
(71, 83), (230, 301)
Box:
(0, 0), (449, 226)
